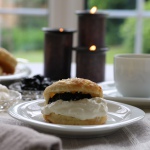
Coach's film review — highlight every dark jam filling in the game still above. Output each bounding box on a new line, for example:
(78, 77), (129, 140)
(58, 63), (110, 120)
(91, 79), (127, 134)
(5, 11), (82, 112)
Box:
(48, 92), (92, 104)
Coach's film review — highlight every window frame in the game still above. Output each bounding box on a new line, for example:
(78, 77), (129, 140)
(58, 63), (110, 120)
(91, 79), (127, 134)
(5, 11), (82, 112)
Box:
(0, 0), (148, 53)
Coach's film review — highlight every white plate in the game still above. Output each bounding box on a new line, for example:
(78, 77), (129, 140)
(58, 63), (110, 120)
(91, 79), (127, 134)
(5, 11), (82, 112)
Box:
(0, 60), (31, 85)
(8, 99), (145, 138)
(99, 81), (150, 107)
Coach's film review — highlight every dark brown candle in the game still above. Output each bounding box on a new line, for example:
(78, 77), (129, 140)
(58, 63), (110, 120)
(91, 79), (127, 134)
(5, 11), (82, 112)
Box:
(43, 28), (75, 80)
(76, 47), (108, 83)
(76, 9), (107, 48)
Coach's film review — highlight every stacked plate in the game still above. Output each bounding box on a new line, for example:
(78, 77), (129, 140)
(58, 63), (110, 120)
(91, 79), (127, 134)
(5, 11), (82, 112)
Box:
(98, 81), (150, 108)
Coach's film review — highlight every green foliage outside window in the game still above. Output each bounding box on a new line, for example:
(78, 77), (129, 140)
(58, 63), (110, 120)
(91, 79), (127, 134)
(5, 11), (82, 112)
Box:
(1, 0), (47, 52)
(120, 1), (150, 53)
(87, 0), (136, 46)
(2, 27), (44, 52)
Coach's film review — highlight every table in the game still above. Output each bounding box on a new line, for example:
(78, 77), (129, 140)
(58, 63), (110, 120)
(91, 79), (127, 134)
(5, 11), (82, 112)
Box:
(1, 63), (150, 150)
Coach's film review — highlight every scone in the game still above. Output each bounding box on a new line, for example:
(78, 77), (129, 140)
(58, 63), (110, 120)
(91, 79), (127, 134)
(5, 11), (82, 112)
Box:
(42, 78), (108, 125)
(0, 47), (17, 74)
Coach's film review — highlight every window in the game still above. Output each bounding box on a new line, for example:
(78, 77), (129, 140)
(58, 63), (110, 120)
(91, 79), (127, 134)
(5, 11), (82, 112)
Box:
(2, 1), (149, 64)
(0, 0), (48, 62)
(87, 0), (150, 51)
(0, 0), (84, 62)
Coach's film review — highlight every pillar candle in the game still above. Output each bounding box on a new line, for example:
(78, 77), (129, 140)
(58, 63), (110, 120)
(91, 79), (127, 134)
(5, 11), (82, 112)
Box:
(76, 47), (108, 82)
(76, 8), (107, 48)
(43, 28), (75, 80)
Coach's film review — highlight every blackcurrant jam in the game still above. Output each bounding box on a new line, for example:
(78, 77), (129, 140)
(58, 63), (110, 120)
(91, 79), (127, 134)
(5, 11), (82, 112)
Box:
(48, 92), (92, 104)
(20, 74), (52, 91)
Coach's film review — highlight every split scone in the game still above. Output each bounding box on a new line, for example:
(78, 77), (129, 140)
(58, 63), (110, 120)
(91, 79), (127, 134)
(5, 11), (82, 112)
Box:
(0, 47), (17, 74)
(41, 78), (108, 125)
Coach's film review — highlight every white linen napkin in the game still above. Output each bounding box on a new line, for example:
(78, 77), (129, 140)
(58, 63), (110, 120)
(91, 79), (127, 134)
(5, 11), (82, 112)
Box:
(0, 123), (62, 150)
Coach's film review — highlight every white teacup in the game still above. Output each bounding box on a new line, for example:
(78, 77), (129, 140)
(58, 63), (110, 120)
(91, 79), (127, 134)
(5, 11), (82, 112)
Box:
(114, 54), (150, 97)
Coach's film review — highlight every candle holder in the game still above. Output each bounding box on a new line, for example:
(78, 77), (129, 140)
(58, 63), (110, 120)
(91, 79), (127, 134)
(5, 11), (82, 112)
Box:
(74, 47), (108, 83)
(76, 10), (107, 48)
(43, 28), (76, 80)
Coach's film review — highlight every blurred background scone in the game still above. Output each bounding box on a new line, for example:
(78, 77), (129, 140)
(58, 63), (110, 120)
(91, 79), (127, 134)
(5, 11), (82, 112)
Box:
(42, 78), (108, 125)
(0, 47), (17, 75)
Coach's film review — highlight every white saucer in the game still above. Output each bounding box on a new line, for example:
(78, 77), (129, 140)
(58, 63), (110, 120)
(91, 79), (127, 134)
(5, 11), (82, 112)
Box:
(98, 81), (150, 107)
(8, 99), (145, 138)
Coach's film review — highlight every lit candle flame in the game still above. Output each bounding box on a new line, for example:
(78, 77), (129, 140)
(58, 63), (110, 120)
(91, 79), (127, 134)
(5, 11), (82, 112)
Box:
(59, 28), (64, 32)
(90, 6), (97, 14)
(89, 45), (96, 51)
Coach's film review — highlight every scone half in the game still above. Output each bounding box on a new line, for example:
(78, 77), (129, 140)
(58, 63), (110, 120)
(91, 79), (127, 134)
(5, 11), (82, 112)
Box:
(43, 113), (107, 125)
(44, 78), (103, 104)
(0, 47), (17, 74)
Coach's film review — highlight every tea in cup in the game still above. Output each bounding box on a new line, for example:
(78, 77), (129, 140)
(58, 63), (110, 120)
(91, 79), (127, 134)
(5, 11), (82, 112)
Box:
(114, 54), (150, 97)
